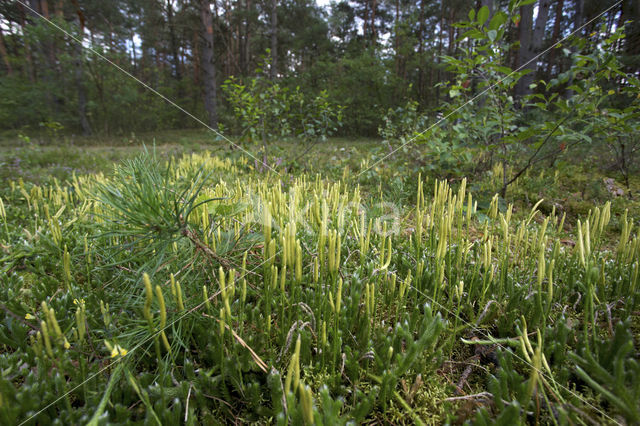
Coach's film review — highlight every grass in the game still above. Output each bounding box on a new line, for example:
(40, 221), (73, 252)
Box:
(0, 135), (638, 425)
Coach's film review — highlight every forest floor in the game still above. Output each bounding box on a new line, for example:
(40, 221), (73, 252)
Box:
(2, 130), (638, 231)
(0, 130), (379, 184)
(1, 131), (639, 424)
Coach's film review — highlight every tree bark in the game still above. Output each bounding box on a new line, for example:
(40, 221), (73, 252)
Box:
(270, 0), (277, 79)
(199, 0), (218, 127)
(19, 5), (36, 82)
(245, 0), (252, 74)
(546, 0), (564, 78)
(515, 2), (534, 98)
(574, 0), (584, 34)
(417, 0), (426, 101)
(192, 28), (200, 84)
(394, 0), (399, 75)
(166, 0), (182, 81)
(531, 0), (550, 73)
(363, 0), (369, 47)
(371, 0), (377, 46)
(621, 0), (640, 70)
(0, 28), (12, 76)
(54, 1), (64, 18)
(436, 0), (445, 103)
(447, 6), (455, 55)
(71, 0), (92, 135)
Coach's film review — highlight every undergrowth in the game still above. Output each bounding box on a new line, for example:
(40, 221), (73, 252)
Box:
(0, 149), (638, 424)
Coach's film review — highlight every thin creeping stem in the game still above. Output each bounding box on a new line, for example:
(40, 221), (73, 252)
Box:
(15, 0), (280, 176)
(17, 251), (280, 426)
(355, 0), (623, 179)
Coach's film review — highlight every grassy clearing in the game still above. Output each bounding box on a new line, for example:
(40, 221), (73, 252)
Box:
(0, 140), (639, 424)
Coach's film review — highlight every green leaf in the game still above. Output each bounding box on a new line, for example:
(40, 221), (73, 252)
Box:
(488, 11), (508, 31)
(462, 28), (485, 40)
(477, 6), (490, 25)
(487, 30), (497, 42)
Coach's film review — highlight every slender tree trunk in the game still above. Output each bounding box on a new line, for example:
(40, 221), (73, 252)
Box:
(515, 3), (534, 97)
(200, 0), (218, 127)
(237, 0), (245, 74)
(622, 0), (640, 72)
(447, 7), (455, 55)
(54, 1), (63, 18)
(245, 0), (252, 74)
(166, 0), (182, 81)
(394, 0), (399, 75)
(363, 0), (369, 47)
(270, 0), (277, 79)
(40, 0), (64, 114)
(0, 28), (12, 76)
(71, 0), (92, 135)
(531, 0), (550, 75)
(417, 0), (425, 102)
(192, 28), (200, 84)
(574, 0), (584, 34)
(39, 0), (49, 18)
(19, 5), (36, 82)
(371, 0), (377, 46)
(546, 0), (564, 78)
(436, 0), (445, 103)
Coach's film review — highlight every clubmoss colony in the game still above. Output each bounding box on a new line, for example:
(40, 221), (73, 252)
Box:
(0, 151), (638, 424)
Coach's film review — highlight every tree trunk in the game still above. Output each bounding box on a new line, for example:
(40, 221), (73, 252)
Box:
(166, 0), (182, 81)
(71, 2), (91, 135)
(246, 0), (252, 73)
(0, 28), (12, 76)
(436, 0), (445, 103)
(394, 0), (400, 75)
(363, 0), (369, 47)
(531, 0), (550, 73)
(546, 0), (564, 78)
(621, 0), (640, 72)
(371, 0), (377, 46)
(40, 0), (64, 114)
(19, 5), (36, 82)
(574, 0), (584, 34)
(270, 0), (277, 79)
(200, 0), (218, 127)
(447, 7), (455, 55)
(417, 0), (426, 101)
(71, 0), (92, 135)
(515, 2), (534, 98)
(192, 28), (200, 84)
(54, 1), (64, 18)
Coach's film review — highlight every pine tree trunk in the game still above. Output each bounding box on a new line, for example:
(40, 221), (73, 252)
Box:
(166, 0), (182, 81)
(71, 0), (92, 135)
(546, 0), (564, 78)
(417, 0), (425, 101)
(19, 5), (36, 82)
(515, 3), (534, 98)
(574, 0), (584, 34)
(200, 0), (218, 127)
(531, 0), (550, 74)
(0, 28), (12, 76)
(270, 0), (277, 79)
(371, 0), (377, 46)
